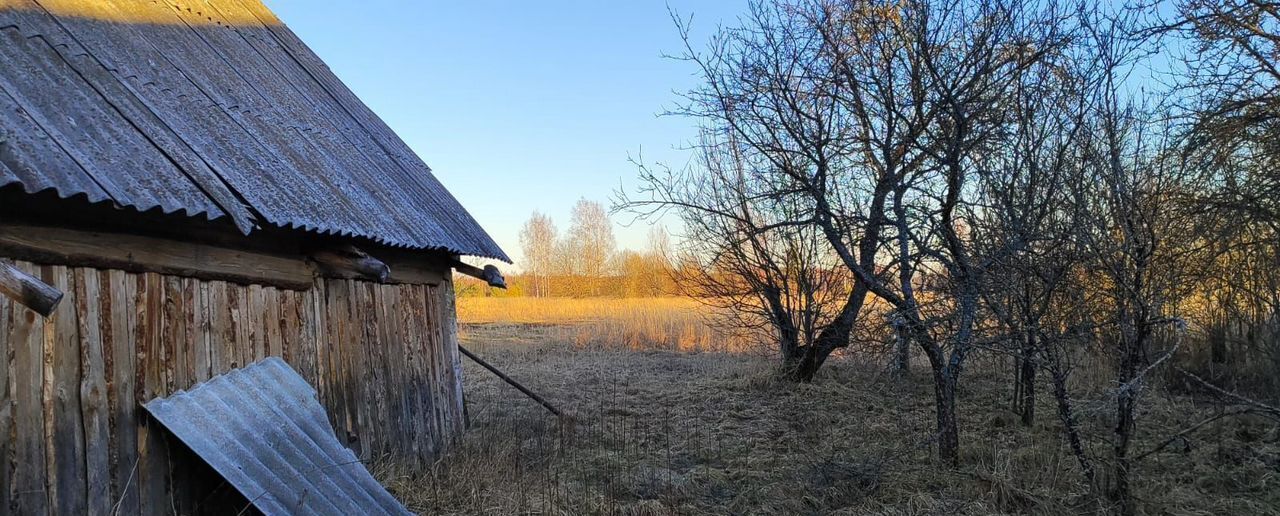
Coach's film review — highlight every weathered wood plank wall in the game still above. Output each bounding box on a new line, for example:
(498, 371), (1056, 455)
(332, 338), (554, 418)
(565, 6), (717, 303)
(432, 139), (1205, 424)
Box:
(0, 259), (464, 514)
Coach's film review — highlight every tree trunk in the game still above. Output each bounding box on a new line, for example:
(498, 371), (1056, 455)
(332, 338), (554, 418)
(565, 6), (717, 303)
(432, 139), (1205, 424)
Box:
(893, 321), (910, 376)
(1112, 371), (1137, 516)
(788, 342), (840, 382)
(934, 368), (961, 466)
(1049, 361), (1095, 487)
(791, 349), (820, 382)
(1111, 321), (1145, 516)
(1209, 323), (1227, 364)
(1018, 333), (1036, 426)
(783, 284), (866, 382)
(780, 333), (804, 379)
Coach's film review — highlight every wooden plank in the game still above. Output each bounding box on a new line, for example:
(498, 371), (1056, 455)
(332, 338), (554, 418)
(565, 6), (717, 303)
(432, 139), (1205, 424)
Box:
(425, 285), (444, 455)
(390, 285), (413, 454)
(227, 284), (248, 371)
(399, 286), (430, 460)
(346, 280), (368, 459)
(278, 290), (294, 365)
(355, 282), (381, 456)
(137, 273), (168, 515)
(169, 277), (194, 516)
(438, 285), (457, 447)
(338, 279), (358, 445)
(442, 282), (464, 443)
(42, 265), (87, 515)
(162, 276), (183, 394)
(73, 268), (111, 510)
(396, 285), (416, 444)
(0, 271), (11, 513)
(424, 284), (447, 456)
(172, 278), (193, 391)
(371, 284), (390, 456)
(194, 281), (212, 383)
(180, 278), (199, 385)
(0, 223), (315, 290)
(9, 261), (49, 513)
(205, 281), (229, 375)
(104, 269), (139, 515)
(420, 285), (440, 457)
(319, 280), (341, 436)
(422, 285), (442, 458)
(293, 289), (316, 383)
(360, 282), (381, 456)
(284, 290), (305, 373)
(263, 287), (283, 359)
(441, 279), (467, 436)
(247, 285), (265, 363)
(308, 283), (330, 416)
(378, 285), (404, 458)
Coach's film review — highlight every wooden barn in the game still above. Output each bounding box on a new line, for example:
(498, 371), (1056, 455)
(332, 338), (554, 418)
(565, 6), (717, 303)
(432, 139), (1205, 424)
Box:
(0, 0), (508, 513)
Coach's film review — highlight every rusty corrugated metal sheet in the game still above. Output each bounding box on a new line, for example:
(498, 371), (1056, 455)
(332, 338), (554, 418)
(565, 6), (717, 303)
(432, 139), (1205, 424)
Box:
(143, 357), (414, 516)
(0, 0), (509, 261)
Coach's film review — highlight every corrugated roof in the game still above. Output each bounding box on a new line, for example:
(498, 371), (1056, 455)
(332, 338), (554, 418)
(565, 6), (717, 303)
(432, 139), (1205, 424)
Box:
(0, 0), (509, 261)
(143, 357), (414, 516)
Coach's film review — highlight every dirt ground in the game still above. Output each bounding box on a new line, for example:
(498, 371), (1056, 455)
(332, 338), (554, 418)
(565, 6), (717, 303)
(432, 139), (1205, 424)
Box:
(379, 323), (1280, 515)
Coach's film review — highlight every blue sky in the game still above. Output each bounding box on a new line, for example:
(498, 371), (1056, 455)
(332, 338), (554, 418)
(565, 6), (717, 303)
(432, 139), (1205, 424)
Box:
(263, 1), (749, 264)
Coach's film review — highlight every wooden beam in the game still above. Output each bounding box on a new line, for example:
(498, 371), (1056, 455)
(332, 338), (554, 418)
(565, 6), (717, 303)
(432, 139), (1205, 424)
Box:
(0, 224), (315, 290)
(458, 345), (561, 416)
(0, 223), (453, 288)
(308, 245), (389, 282)
(0, 260), (63, 316)
(451, 260), (506, 289)
(373, 248), (449, 286)
(381, 259), (444, 285)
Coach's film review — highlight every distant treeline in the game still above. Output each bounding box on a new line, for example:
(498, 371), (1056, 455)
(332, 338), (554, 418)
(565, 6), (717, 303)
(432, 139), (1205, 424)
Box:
(456, 198), (681, 298)
(456, 270), (677, 298)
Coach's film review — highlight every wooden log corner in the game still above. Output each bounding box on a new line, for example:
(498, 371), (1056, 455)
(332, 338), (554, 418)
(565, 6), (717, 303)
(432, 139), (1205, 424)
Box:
(0, 259), (64, 316)
(308, 244), (391, 282)
(452, 259), (506, 289)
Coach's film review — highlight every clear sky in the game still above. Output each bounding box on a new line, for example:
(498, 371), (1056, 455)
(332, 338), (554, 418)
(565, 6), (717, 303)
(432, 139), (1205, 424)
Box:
(263, 1), (749, 266)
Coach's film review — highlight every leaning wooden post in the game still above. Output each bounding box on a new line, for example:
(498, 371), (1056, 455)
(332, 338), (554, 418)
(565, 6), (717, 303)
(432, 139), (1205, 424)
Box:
(458, 345), (562, 417)
(0, 260), (64, 316)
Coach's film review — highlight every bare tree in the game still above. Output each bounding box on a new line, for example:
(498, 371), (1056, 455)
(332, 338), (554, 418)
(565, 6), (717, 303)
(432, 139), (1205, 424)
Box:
(1162, 0), (1280, 394)
(645, 226), (677, 295)
(624, 128), (852, 379)
(1069, 11), (1207, 508)
(623, 1), (891, 381)
(641, 0), (1065, 463)
(804, 0), (1062, 465)
(519, 211), (559, 297)
(629, 1), (1278, 498)
(566, 199), (618, 295)
(970, 11), (1091, 426)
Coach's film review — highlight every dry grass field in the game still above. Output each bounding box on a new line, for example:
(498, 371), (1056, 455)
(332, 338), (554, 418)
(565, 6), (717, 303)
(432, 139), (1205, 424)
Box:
(378, 297), (1280, 515)
(455, 297), (755, 352)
